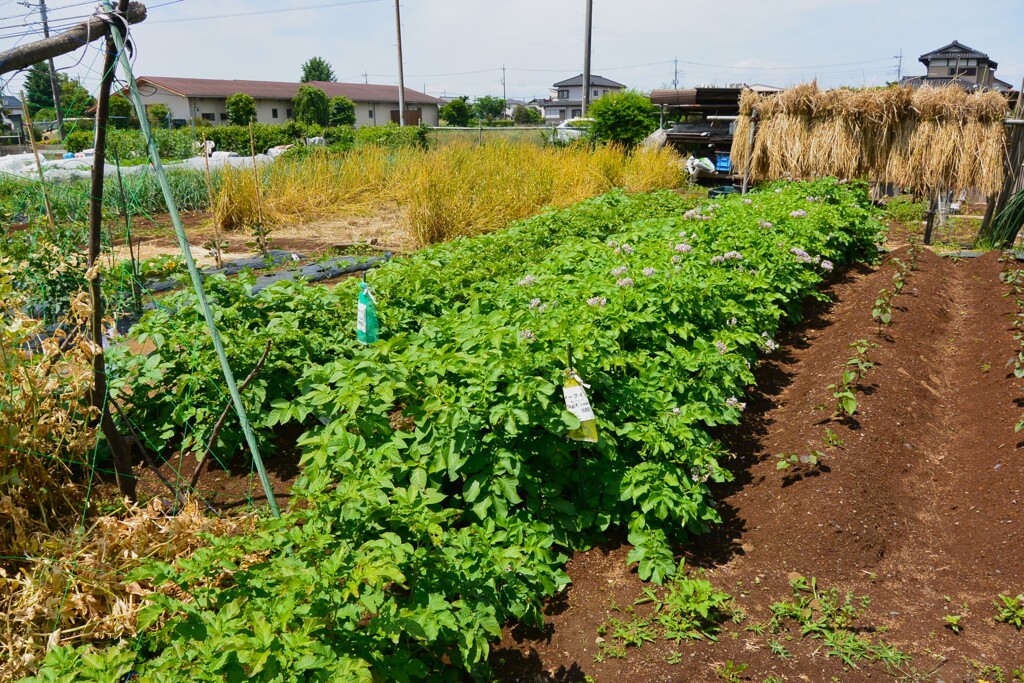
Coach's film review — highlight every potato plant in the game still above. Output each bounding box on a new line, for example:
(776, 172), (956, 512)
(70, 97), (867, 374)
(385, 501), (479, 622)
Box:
(33, 179), (883, 682)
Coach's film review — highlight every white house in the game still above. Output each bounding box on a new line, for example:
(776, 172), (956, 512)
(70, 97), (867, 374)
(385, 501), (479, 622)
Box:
(535, 74), (627, 122)
(132, 77), (444, 127)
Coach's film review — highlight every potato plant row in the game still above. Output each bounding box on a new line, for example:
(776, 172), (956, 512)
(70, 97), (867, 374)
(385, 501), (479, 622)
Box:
(37, 180), (883, 682)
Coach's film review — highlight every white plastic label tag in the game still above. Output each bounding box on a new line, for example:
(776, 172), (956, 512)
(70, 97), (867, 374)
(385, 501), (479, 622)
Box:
(563, 384), (595, 422)
(357, 303), (367, 333)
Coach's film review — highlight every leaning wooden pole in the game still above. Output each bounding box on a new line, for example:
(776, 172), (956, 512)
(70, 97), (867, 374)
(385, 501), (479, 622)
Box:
(102, 0), (281, 517)
(88, 10), (136, 500)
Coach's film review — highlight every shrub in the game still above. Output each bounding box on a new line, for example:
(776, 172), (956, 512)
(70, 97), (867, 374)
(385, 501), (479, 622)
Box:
(355, 123), (429, 149)
(205, 123), (292, 155)
(146, 103), (172, 129)
(225, 92), (257, 125)
(293, 85), (329, 126)
(62, 130), (93, 153)
(473, 95), (505, 122)
(882, 194), (928, 224)
(328, 96), (356, 127)
(440, 96), (473, 126)
(589, 90), (659, 148)
(513, 104), (543, 124)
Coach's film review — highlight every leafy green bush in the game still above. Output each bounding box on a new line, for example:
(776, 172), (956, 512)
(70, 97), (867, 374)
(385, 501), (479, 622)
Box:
(62, 130), (93, 153)
(328, 95), (356, 127)
(354, 123), (429, 148)
(293, 85), (330, 125)
(589, 90), (659, 147)
(881, 194), (928, 224)
(205, 123), (293, 155)
(225, 92), (257, 125)
(440, 96), (472, 126)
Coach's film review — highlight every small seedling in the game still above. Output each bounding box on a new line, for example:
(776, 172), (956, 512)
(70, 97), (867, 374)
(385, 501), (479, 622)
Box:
(943, 613), (963, 634)
(716, 660), (749, 682)
(823, 428), (844, 449)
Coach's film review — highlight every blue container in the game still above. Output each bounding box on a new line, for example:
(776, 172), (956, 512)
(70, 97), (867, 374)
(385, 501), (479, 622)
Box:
(715, 152), (731, 173)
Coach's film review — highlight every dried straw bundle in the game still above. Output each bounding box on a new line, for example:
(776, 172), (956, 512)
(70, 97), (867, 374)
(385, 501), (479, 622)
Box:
(731, 84), (1009, 195)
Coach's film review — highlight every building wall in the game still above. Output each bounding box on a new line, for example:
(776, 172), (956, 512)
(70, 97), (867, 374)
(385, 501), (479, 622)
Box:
(139, 86), (438, 127)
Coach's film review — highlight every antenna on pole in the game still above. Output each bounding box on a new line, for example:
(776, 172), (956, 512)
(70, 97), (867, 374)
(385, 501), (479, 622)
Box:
(581, 0), (593, 117)
(394, 0), (406, 126)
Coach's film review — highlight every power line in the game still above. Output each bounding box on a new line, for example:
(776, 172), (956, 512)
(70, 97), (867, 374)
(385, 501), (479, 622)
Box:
(148, 0), (385, 25)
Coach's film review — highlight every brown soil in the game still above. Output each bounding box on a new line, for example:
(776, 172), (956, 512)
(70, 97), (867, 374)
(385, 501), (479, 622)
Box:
(108, 208), (411, 269)
(493, 248), (1024, 682)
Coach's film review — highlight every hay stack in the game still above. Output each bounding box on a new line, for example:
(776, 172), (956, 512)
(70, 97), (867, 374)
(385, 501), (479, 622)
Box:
(731, 84), (1008, 195)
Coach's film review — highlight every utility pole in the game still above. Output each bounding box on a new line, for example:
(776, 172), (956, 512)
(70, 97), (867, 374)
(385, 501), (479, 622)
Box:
(21, 0), (65, 140)
(502, 65), (507, 116)
(581, 0), (593, 117)
(896, 50), (903, 81)
(394, 0), (406, 126)
(672, 57), (679, 90)
(362, 71), (368, 84)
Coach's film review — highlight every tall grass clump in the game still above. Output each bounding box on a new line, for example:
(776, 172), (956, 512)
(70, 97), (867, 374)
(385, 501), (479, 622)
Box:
(210, 141), (685, 243)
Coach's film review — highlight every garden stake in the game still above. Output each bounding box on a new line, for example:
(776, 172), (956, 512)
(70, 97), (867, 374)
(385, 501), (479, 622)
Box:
(105, 0), (280, 517)
(86, 16), (136, 500)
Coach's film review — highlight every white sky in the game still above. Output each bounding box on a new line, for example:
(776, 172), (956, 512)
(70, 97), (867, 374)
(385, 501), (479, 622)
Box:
(3, 0), (1022, 101)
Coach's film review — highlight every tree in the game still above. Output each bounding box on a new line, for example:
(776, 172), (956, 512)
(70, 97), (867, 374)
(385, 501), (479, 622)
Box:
(439, 96), (472, 126)
(58, 75), (95, 119)
(473, 95), (505, 123)
(328, 96), (356, 126)
(24, 62), (54, 115)
(109, 94), (137, 128)
(300, 56), (336, 83)
(226, 92), (257, 125)
(293, 85), (329, 125)
(146, 103), (172, 129)
(513, 104), (543, 125)
(588, 90), (659, 147)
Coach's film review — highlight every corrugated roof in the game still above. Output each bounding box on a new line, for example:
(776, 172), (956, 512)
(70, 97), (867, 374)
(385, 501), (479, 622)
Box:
(136, 77), (444, 105)
(1, 95), (22, 108)
(552, 74), (626, 89)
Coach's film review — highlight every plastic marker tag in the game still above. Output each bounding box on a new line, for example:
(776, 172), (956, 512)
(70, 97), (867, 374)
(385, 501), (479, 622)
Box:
(563, 370), (598, 442)
(357, 281), (379, 344)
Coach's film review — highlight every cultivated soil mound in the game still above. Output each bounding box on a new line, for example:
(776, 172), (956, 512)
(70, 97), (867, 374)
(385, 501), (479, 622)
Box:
(494, 248), (1024, 682)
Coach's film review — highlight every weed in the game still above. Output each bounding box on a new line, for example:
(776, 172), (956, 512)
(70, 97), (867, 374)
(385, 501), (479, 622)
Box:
(994, 594), (1024, 630)
(716, 660), (749, 682)
(666, 651), (684, 665)
(768, 638), (791, 659)
(823, 428), (844, 449)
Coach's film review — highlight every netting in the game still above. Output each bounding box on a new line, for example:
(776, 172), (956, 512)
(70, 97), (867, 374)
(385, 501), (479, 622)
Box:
(1, 12), (273, 680)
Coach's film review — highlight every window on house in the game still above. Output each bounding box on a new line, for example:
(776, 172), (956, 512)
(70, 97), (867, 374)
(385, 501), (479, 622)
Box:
(949, 67), (978, 76)
(603, 89), (609, 95)
(201, 113), (215, 121)
(368, 110), (374, 118)
(272, 108), (279, 119)
(593, 89), (598, 96)
(572, 109), (581, 118)
(219, 113), (228, 121)
(558, 89), (569, 99)
(286, 108), (294, 118)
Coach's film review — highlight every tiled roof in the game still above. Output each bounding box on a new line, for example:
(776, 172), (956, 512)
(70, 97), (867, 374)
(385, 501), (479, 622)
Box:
(1, 94), (22, 108)
(552, 74), (626, 89)
(918, 40), (996, 67)
(135, 77), (444, 105)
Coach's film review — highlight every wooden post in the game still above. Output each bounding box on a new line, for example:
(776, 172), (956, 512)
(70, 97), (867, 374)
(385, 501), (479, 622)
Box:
(741, 110), (756, 195)
(923, 194), (938, 245)
(88, 8), (136, 500)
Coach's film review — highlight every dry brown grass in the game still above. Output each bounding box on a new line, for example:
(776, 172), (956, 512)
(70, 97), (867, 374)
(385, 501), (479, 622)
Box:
(212, 142), (685, 247)
(731, 83), (1009, 195)
(1, 498), (255, 681)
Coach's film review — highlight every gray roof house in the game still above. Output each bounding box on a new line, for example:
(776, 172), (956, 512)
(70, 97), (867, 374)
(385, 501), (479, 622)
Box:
(537, 74), (627, 121)
(900, 40), (1014, 92)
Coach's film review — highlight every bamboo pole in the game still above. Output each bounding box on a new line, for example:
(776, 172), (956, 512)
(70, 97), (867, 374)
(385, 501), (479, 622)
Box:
(19, 93), (55, 231)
